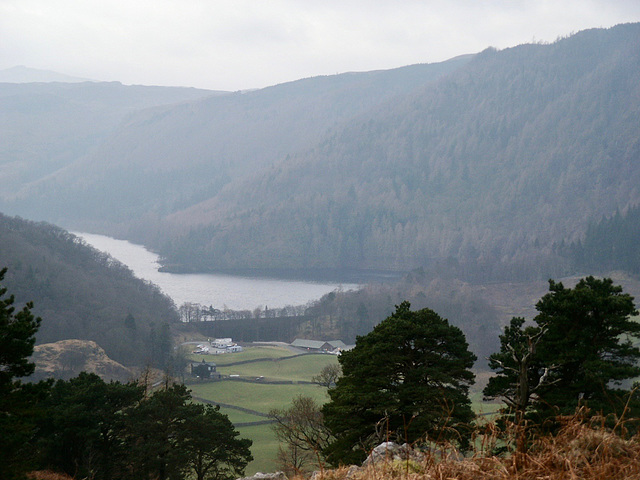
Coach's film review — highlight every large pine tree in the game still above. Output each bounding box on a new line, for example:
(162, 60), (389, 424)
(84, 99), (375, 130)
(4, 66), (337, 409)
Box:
(485, 277), (640, 423)
(322, 301), (476, 465)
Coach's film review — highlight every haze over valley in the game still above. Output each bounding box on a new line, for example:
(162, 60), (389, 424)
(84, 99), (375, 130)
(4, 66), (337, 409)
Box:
(3, 14), (640, 478)
(2, 24), (639, 283)
(1, 22), (639, 368)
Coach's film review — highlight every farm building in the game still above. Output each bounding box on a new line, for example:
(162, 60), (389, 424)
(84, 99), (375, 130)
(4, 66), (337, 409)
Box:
(290, 339), (347, 352)
(190, 359), (220, 379)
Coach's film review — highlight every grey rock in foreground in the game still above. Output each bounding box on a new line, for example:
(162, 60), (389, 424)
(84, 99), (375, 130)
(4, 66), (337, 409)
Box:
(237, 472), (288, 480)
(362, 441), (426, 467)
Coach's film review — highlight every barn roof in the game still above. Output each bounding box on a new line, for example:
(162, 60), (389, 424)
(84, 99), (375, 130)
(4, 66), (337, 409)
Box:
(291, 339), (346, 350)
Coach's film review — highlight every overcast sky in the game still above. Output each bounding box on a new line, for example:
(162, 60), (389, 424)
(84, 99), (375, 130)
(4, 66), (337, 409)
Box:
(2, 0), (639, 91)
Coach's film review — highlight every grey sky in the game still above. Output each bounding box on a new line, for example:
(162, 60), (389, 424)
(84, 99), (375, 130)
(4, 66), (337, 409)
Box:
(1, 0), (639, 91)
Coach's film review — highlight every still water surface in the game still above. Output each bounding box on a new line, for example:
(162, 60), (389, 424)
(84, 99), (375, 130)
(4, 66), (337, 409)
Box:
(75, 232), (359, 310)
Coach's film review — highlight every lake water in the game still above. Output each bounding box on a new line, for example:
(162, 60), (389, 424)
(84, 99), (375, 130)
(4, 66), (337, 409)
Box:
(75, 232), (359, 310)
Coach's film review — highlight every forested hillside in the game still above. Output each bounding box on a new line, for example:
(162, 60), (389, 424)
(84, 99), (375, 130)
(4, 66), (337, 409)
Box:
(0, 81), (218, 206)
(160, 24), (640, 280)
(3, 56), (470, 230)
(0, 214), (178, 367)
(2, 24), (639, 281)
(564, 204), (640, 274)
(300, 271), (502, 362)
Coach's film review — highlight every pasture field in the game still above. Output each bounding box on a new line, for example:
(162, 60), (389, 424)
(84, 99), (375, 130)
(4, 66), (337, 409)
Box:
(188, 345), (294, 365)
(187, 344), (337, 474)
(187, 344), (501, 475)
(209, 405), (267, 424)
(189, 380), (330, 415)
(236, 424), (281, 474)
(217, 353), (338, 381)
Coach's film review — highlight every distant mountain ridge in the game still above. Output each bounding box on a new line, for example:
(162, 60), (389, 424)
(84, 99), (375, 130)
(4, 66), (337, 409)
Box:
(0, 65), (93, 83)
(2, 55), (471, 228)
(2, 24), (640, 281)
(157, 23), (640, 279)
(0, 80), (221, 201)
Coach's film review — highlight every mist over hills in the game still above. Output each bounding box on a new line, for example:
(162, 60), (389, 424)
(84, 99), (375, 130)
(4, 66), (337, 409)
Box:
(0, 80), (221, 200)
(2, 24), (639, 281)
(161, 23), (640, 280)
(3, 55), (471, 228)
(0, 65), (93, 83)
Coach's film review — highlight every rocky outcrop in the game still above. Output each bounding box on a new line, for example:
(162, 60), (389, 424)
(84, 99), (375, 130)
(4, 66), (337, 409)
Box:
(310, 465), (360, 480)
(242, 442), (453, 480)
(31, 339), (133, 382)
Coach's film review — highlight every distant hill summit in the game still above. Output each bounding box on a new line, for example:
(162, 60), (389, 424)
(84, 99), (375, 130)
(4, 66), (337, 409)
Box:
(0, 80), (218, 201)
(0, 65), (93, 83)
(2, 24), (639, 282)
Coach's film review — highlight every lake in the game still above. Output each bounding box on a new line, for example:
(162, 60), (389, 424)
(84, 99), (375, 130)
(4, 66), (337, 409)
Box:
(75, 232), (360, 310)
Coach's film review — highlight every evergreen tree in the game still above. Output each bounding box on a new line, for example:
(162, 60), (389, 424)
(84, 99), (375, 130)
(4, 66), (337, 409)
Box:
(535, 277), (640, 417)
(124, 383), (192, 480)
(179, 403), (252, 480)
(35, 373), (144, 480)
(483, 317), (553, 453)
(485, 277), (640, 426)
(0, 267), (41, 391)
(484, 317), (547, 420)
(0, 267), (43, 480)
(124, 383), (252, 480)
(322, 301), (476, 465)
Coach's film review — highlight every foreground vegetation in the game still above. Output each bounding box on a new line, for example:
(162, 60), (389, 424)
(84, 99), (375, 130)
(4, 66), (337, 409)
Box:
(305, 411), (640, 480)
(271, 277), (640, 477)
(1, 267), (252, 480)
(26, 410), (640, 480)
(4, 270), (640, 479)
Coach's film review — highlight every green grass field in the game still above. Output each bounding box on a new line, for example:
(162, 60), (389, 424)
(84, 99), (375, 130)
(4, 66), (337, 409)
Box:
(236, 424), (281, 474)
(217, 354), (338, 381)
(212, 405), (268, 424)
(187, 344), (501, 475)
(187, 345), (336, 474)
(188, 345), (294, 365)
(190, 381), (329, 415)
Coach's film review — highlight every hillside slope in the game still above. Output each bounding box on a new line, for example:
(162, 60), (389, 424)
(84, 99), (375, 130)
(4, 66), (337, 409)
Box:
(161, 24), (640, 279)
(4, 57), (471, 229)
(0, 81), (219, 205)
(0, 213), (178, 367)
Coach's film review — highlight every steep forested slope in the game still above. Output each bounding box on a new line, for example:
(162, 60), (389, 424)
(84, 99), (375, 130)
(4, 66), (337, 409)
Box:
(3, 25), (638, 280)
(0, 81), (218, 207)
(565, 204), (640, 274)
(0, 213), (178, 367)
(4, 57), (471, 229)
(162, 24), (640, 280)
